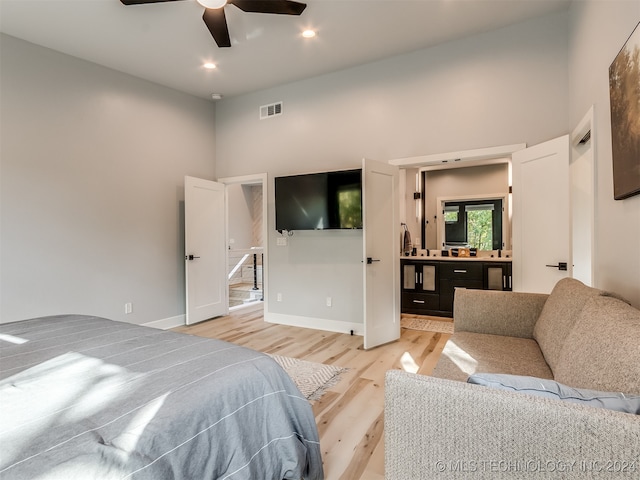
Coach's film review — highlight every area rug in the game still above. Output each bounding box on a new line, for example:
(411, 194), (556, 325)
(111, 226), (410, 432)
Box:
(270, 354), (349, 402)
(401, 317), (454, 334)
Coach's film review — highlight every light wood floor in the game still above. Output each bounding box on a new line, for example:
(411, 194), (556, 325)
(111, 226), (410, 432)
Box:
(174, 310), (451, 480)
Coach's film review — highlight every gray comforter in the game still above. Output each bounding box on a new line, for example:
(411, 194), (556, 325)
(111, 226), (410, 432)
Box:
(0, 315), (324, 479)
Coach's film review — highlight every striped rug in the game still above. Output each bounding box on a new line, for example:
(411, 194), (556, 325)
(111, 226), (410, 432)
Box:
(270, 354), (348, 402)
(401, 317), (454, 334)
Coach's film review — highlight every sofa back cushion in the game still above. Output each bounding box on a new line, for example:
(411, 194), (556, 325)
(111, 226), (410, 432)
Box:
(533, 278), (603, 371)
(554, 295), (640, 395)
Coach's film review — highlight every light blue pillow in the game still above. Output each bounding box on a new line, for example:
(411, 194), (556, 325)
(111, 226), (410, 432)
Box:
(467, 373), (640, 414)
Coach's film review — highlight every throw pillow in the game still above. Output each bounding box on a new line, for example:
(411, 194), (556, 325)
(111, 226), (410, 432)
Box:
(467, 373), (640, 414)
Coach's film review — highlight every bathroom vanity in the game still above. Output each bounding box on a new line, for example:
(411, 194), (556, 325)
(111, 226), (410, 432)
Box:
(401, 256), (512, 317)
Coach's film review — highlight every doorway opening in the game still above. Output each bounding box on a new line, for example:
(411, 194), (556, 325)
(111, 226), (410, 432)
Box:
(220, 174), (267, 311)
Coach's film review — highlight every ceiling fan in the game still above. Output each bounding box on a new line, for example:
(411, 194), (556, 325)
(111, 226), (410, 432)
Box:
(120, 0), (307, 48)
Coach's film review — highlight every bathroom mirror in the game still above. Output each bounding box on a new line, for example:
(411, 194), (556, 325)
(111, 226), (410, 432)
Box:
(437, 195), (507, 251)
(442, 198), (503, 249)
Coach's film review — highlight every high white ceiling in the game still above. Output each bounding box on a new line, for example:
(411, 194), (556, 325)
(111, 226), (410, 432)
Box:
(0, 0), (572, 100)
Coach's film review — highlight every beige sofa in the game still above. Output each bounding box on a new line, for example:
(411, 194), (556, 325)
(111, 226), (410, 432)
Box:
(385, 278), (640, 479)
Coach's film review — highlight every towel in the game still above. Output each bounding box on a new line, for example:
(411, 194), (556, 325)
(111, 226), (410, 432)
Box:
(402, 224), (412, 254)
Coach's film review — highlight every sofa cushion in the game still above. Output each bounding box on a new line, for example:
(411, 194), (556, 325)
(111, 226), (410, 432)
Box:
(554, 296), (640, 395)
(533, 278), (604, 371)
(467, 373), (640, 414)
(431, 331), (553, 382)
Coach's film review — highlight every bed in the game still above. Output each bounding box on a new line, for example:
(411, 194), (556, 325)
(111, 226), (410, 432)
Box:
(0, 315), (324, 479)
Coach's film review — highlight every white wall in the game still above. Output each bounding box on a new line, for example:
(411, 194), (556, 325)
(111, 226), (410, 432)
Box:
(214, 12), (570, 329)
(0, 35), (216, 325)
(568, 1), (640, 307)
(227, 184), (255, 250)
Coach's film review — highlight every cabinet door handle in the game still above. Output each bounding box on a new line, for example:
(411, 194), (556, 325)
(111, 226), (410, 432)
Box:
(503, 275), (506, 289)
(419, 273), (423, 284)
(412, 300), (425, 304)
(454, 269), (467, 273)
(415, 273), (419, 284)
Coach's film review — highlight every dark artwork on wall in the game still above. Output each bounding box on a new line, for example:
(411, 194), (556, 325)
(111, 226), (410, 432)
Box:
(609, 21), (640, 200)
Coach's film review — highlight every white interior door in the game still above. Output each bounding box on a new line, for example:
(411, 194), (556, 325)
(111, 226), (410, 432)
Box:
(363, 158), (400, 349)
(184, 176), (228, 324)
(512, 135), (571, 294)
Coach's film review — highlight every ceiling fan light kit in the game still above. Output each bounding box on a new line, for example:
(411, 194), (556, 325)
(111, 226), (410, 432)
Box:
(197, 0), (227, 8)
(120, 0), (307, 48)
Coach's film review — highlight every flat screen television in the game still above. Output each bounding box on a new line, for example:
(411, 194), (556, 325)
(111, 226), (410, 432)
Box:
(275, 169), (362, 231)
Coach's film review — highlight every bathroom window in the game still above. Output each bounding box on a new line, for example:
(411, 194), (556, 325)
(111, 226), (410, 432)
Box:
(444, 205), (459, 223)
(465, 204), (494, 251)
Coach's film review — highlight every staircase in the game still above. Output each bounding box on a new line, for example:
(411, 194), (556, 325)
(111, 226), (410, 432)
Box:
(229, 283), (263, 308)
(228, 247), (263, 309)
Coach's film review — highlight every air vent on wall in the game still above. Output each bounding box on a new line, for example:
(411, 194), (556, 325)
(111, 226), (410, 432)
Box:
(578, 130), (591, 145)
(260, 102), (283, 120)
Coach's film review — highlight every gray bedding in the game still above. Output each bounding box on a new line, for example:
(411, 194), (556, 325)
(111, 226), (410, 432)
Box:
(0, 315), (324, 479)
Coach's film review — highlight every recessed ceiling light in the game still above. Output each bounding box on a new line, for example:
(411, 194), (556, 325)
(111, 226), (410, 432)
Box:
(302, 29), (316, 39)
(203, 62), (217, 70)
(211, 94), (223, 100)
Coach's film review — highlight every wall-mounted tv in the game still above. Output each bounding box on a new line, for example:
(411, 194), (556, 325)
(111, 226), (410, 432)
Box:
(275, 169), (362, 231)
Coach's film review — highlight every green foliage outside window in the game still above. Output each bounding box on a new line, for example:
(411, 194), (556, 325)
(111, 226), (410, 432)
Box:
(444, 211), (458, 223)
(467, 209), (493, 250)
(338, 188), (362, 228)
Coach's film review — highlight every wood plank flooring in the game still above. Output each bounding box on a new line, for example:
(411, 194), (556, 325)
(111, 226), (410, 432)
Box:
(174, 309), (451, 480)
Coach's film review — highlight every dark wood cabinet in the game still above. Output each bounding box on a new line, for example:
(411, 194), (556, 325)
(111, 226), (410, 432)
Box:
(438, 262), (484, 314)
(483, 262), (512, 291)
(401, 260), (440, 315)
(401, 258), (512, 317)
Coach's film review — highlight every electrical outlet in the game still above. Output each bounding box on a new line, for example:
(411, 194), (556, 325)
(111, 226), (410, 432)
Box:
(277, 293), (282, 302)
(326, 297), (332, 307)
(124, 302), (133, 314)
(277, 237), (287, 246)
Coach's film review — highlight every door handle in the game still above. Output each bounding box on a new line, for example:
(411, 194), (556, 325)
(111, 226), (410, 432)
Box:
(366, 257), (381, 264)
(545, 262), (567, 271)
(185, 255), (201, 261)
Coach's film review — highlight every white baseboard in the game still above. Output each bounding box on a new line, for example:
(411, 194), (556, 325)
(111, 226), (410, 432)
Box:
(143, 314), (185, 330)
(265, 311), (363, 336)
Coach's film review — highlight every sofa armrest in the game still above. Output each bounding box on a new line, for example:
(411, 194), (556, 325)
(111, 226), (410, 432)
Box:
(385, 371), (640, 479)
(454, 288), (548, 338)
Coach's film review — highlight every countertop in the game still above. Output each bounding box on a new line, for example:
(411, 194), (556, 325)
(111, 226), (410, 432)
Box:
(401, 255), (512, 262)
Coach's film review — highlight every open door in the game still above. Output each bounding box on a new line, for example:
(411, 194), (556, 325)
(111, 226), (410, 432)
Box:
(184, 176), (228, 324)
(512, 135), (571, 294)
(363, 158), (400, 349)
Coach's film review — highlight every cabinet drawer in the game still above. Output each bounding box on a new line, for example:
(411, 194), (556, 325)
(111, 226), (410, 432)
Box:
(402, 292), (440, 313)
(439, 280), (483, 312)
(439, 262), (483, 280)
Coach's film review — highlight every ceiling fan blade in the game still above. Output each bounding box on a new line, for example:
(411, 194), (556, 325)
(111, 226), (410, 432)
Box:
(203, 8), (231, 48)
(229, 0), (306, 15)
(120, 0), (185, 5)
